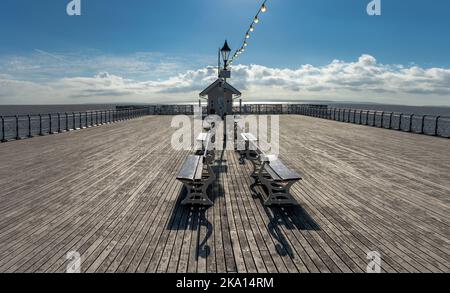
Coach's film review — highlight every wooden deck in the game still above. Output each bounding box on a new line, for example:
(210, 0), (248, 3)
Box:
(0, 115), (449, 273)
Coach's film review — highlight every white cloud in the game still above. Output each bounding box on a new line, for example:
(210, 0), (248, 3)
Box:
(1, 54), (450, 106)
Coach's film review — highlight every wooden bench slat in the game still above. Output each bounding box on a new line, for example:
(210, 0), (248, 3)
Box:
(265, 159), (302, 182)
(241, 133), (258, 142)
(177, 155), (201, 181)
(195, 160), (204, 181)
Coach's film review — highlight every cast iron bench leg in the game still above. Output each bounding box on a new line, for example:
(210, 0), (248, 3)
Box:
(257, 163), (298, 206)
(181, 164), (215, 206)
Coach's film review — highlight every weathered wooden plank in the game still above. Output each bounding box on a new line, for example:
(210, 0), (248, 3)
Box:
(0, 115), (448, 273)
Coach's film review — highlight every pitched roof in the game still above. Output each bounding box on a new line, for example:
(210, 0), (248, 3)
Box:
(199, 79), (242, 97)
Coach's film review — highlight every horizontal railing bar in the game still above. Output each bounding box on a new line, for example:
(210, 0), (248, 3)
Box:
(1, 105), (449, 142)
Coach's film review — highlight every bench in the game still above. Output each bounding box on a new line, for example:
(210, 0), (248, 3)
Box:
(196, 132), (210, 152)
(177, 136), (216, 206)
(238, 132), (257, 164)
(240, 134), (302, 206)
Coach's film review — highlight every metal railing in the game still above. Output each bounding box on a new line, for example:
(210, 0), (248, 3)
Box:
(0, 108), (148, 143)
(295, 106), (450, 139)
(2, 104), (449, 142)
(232, 104), (309, 115)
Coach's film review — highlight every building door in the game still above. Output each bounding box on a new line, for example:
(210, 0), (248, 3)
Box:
(218, 98), (225, 118)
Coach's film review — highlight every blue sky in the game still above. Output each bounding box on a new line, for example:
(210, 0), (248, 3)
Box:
(1, 0), (450, 105)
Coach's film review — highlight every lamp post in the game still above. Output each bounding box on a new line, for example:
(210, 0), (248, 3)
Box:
(219, 40), (232, 141)
(219, 40), (231, 81)
(221, 40), (231, 70)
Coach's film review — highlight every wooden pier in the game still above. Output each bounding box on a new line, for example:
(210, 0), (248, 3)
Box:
(0, 115), (449, 273)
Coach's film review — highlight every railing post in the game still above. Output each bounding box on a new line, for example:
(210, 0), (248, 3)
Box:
(28, 115), (33, 138)
(380, 112), (384, 128)
(359, 110), (363, 124)
(58, 113), (62, 133)
(49, 113), (54, 134)
(79, 112), (83, 129)
(15, 115), (21, 140)
(421, 115), (426, 134)
(1, 116), (7, 142)
(72, 112), (76, 130)
(366, 111), (369, 125)
(14, 115), (21, 140)
(409, 114), (414, 132)
(85, 112), (88, 128)
(435, 116), (440, 136)
(91, 112), (94, 127)
(95, 111), (98, 125)
(65, 113), (69, 131)
(389, 112), (393, 129)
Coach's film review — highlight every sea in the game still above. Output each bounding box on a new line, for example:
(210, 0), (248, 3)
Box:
(326, 103), (450, 117)
(0, 104), (117, 117)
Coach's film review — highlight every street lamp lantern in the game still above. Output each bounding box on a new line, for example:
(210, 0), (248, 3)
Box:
(221, 40), (231, 69)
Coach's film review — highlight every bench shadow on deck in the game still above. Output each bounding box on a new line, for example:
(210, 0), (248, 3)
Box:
(167, 149), (320, 262)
